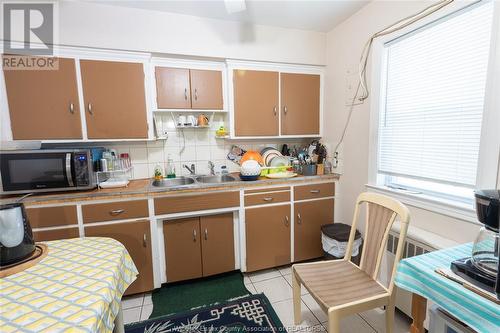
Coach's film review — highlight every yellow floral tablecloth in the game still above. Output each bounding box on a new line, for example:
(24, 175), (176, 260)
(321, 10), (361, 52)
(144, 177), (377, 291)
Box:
(0, 237), (138, 333)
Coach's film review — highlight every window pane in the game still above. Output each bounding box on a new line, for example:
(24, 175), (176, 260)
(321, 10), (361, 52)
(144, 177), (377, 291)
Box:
(378, 2), (494, 188)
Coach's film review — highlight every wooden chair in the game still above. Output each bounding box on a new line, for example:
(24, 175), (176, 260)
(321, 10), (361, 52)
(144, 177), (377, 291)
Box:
(292, 192), (410, 333)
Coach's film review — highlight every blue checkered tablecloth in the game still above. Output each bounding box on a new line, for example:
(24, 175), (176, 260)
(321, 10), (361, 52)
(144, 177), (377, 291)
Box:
(395, 243), (500, 333)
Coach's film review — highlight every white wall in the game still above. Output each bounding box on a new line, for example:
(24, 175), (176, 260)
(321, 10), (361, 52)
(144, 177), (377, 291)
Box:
(324, 1), (500, 244)
(54, 1), (326, 65)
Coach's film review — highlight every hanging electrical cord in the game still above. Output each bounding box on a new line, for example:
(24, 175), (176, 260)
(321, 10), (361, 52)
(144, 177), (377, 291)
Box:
(332, 0), (455, 158)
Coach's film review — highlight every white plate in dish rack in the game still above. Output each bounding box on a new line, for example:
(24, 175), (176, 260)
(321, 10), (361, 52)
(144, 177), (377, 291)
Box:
(99, 179), (130, 188)
(264, 172), (297, 179)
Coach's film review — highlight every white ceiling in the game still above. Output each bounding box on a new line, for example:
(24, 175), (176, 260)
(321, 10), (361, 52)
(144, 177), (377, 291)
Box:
(90, 0), (368, 32)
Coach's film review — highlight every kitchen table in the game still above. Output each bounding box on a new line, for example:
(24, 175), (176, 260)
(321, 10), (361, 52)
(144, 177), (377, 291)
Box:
(0, 237), (138, 333)
(394, 243), (500, 333)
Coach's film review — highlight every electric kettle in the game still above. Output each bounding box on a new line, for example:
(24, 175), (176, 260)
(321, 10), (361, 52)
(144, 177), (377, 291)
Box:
(0, 203), (35, 266)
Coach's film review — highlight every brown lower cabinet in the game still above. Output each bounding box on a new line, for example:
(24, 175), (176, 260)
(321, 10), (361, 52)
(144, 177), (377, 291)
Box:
(245, 204), (291, 272)
(84, 220), (154, 295)
(163, 213), (235, 283)
(294, 198), (334, 262)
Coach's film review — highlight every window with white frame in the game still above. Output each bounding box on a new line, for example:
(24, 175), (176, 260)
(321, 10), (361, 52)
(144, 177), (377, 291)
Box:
(376, 1), (495, 205)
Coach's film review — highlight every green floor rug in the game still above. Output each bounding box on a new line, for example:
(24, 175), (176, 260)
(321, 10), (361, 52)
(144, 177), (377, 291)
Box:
(127, 294), (285, 333)
(150, 270), (252, 318)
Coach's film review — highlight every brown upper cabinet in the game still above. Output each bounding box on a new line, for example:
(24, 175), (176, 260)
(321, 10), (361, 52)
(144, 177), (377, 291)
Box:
(281, 73), (320, 136)
(155, 67), (223, 110)
(3, 56), (83, 140)
(155, 67), (191, 109)
(190, 69), (223, 109)
(232, 69), (321, 137)
(80, 60), (149, 139)
(233, 70), (279, 137)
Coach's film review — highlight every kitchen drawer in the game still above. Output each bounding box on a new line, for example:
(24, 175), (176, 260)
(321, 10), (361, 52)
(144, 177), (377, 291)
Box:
(26, 206), (78, 228)
(294, 182), (335, 201)
(82, 199), (149, 223)
(244, 191), (290, 207)
(154, 191), (239, 215)
(33, 227), (80, 242)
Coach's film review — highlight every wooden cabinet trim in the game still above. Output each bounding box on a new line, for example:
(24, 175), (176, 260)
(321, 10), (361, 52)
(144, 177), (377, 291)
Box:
(82, 199), (149, 224)
(244, 191), (290, 207)
(154, 191), (239, 215)
(26, 206), (78, 228)
(294, 182), (335, 201)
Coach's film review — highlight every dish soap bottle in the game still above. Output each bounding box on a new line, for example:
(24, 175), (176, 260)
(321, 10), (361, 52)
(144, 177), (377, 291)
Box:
(165, 155), (176, 179)
(154, 164), (163, 181)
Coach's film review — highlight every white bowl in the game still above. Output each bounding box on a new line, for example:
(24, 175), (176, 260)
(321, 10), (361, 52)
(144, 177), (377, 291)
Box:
(240, 160), (261, 176)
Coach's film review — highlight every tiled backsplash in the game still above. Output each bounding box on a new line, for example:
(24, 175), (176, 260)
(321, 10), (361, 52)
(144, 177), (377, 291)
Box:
(103, 115), (308, 179)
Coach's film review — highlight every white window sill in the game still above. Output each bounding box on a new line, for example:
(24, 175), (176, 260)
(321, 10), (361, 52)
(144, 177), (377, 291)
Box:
(365, 184), (479, 224)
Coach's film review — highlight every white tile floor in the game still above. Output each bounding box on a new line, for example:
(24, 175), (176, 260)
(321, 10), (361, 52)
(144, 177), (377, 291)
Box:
(122, 265), (412, 332)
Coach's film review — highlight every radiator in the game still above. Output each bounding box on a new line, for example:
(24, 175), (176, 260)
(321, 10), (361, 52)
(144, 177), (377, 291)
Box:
(379, 230), (437, 329)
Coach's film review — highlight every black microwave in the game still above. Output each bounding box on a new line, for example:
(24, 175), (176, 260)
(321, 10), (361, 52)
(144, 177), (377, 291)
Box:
(0, 149), (97, 194)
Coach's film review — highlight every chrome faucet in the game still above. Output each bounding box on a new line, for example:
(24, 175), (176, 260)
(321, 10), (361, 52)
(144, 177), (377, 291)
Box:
(183, 163), (196, 175)
(208, 161), (215, 175)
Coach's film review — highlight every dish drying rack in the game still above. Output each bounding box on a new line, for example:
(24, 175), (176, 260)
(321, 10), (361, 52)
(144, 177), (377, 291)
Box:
(96, 166), (133, 189)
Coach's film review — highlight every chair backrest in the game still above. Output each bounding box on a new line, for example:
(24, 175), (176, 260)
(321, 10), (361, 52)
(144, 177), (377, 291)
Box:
(344, 192), (410, 291)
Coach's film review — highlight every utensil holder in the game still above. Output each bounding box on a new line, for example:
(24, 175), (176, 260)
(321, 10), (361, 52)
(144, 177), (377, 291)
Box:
(302, 165), (317, 176)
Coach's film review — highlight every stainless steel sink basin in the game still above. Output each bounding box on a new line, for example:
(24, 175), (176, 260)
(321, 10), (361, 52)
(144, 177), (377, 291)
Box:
(152, 177), (195, 187)
(195, 174), (237, 184)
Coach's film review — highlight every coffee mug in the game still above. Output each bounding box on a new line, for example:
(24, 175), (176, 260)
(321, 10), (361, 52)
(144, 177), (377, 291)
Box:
(177, 115), (187, 126)
(187, 115), (197, 126)
(197, 114), (209, 126)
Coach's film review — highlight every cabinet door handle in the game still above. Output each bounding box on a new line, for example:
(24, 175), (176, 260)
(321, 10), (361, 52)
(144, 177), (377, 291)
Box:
(204, 228), (208, 240)
(263, 197), (274, 202)
(193, 229), (197, 241)
(297, 213), (302, 224)
(194, 88), (198, 101)
(284, 216), (289, 226)
(273, 106), (277, 116)
(283, 106), (288, 114)
(184, 88), (188, 100)
(143, 233), (147, 247)
(109, 209), (125, 215)
(310, 189), (320, 194)
(87, 103), (93, 115)
(69, 103), (74, 114)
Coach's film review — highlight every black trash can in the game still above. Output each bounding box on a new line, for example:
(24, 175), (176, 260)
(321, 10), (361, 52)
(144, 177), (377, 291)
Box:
(321, 223), (363, 265)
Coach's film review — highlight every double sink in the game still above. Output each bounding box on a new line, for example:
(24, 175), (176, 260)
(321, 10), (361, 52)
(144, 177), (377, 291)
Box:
(152, 174), (238, 188)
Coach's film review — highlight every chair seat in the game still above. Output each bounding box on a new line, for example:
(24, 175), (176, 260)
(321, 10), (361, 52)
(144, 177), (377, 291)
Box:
(293, 260), (388, 311)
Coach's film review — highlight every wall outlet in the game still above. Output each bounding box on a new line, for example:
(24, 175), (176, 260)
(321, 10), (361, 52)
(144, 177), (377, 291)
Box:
(332, 152), (339, 168)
